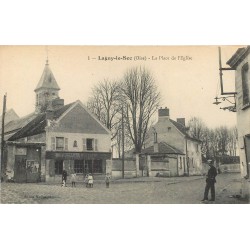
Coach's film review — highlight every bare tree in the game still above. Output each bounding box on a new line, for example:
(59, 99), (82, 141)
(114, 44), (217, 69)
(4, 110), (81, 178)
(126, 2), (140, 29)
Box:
(216, 126), (229, 155)
(187, 116), (209, 156)
(120, 67), (161, 153)
(87, 79), (121, 140)
(227, 126), (238, 156)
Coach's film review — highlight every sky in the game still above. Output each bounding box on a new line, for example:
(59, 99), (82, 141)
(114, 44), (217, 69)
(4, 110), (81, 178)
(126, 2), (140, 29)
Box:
(0, 45), (241, 128)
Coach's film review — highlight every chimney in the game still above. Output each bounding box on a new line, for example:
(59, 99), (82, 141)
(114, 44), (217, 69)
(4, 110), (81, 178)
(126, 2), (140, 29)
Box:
(177, 118), (185, 127)
(52, 98), (64, 110)
(158, 107), (170, 121)
(46, 109), (54, 120)
(154, 143), (159, 153)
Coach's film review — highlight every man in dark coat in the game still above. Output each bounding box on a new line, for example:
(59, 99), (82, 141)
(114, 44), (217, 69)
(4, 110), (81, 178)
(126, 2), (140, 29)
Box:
(202, 159), (217, 202)
(62, 170), (68, 187)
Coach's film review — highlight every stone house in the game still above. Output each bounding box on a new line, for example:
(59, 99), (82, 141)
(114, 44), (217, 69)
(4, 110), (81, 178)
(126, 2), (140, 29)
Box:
(144, 107), (203, 176)
(227, 46), (250, 198)
(1, 60), (111, 183)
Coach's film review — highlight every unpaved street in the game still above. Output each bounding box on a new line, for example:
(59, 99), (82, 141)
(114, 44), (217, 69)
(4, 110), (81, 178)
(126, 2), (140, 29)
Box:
(1, 173), (248, 204)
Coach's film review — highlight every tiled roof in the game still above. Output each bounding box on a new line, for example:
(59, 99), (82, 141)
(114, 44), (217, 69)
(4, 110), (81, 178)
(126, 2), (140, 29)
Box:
(7, 102), (76, 141)
(227, 46), (250, 69)
(141, 142), (185, 155)
(8, 113), (46, 141)
(170, 119), (201, 142)
(53, 102), (76, 118)
(34, 63), (60, 91)
(3, 112), (37, 135)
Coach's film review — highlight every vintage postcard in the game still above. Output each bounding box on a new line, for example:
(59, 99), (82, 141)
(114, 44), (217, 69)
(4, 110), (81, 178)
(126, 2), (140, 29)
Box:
(0, 45), (249, 204)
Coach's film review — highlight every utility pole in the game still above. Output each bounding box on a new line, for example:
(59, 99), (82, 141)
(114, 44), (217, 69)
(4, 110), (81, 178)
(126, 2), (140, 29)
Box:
(1, 93), (7, 174)
(121, 105), (125, 179)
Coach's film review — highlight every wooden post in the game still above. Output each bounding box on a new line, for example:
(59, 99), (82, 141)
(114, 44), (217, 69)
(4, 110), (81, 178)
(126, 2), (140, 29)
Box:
(1, 94), (7, 174)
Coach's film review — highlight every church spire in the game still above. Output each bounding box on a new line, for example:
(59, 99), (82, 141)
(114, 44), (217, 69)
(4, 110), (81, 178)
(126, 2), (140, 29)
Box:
(34, 60), (61, 113)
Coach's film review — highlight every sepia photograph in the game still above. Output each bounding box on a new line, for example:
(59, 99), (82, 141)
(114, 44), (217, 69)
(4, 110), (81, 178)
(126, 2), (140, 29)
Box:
(1, 2), (250, 250)
(1, 45), (249, 204)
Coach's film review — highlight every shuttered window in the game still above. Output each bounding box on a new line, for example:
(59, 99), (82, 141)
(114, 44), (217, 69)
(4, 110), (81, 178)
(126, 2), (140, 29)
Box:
(65, 138), (68, 150)
(51, 137), (56, 150)
(94, 139), (98, 151)
(56, 137), (64, 150)
(87, 139), (93, 151)
(83, 138), (86, 151)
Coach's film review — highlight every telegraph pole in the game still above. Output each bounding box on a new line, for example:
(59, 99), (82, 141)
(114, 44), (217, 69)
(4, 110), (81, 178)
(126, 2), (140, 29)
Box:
(1, 93), (7, 174)
(121, 105), (125, 179)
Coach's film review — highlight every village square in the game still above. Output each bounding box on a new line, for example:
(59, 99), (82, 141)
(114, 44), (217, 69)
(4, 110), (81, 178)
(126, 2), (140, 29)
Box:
(0, 46), (249, 204)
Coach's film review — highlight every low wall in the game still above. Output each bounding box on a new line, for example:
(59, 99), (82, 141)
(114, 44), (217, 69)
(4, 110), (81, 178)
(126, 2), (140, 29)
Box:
(109, 158), (137, 179)
(220, 164), (240, 173)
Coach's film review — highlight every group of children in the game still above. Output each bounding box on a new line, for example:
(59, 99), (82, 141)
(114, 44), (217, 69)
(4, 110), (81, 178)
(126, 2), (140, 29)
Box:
(61, 171), (111, 188)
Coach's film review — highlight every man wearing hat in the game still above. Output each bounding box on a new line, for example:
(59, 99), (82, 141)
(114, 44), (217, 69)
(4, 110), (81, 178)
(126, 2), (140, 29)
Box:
(201, 159), (217, 202)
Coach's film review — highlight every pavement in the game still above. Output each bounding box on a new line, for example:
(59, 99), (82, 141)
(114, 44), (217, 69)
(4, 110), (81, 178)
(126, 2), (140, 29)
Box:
(0, 173), (248, 204)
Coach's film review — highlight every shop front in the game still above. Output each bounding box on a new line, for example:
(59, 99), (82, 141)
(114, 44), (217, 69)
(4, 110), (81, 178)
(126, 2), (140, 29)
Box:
(45, 151), (111, 182)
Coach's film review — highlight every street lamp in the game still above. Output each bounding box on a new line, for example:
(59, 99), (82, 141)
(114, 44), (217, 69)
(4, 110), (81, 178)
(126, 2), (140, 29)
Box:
(213, 95), (236, 112)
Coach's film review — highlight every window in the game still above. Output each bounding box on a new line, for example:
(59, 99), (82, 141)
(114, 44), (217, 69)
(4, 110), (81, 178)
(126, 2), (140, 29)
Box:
(168, 127), (171, 131)
(86, 138), (94, 151)
(56, 137), (64, 150)
(55, 160), (63, 175)
(74, 160), (84, 173)
(242, 63), (250, 106)
(93, 160), (102, 173)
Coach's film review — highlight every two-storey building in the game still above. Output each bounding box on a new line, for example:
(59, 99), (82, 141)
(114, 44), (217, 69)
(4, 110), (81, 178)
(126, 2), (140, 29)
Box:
(2, 60), (111, 183)
(144, 107), (202, 176)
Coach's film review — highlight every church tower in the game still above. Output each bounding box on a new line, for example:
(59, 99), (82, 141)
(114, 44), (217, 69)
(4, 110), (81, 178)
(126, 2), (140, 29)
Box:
(34, 59), (61, 113)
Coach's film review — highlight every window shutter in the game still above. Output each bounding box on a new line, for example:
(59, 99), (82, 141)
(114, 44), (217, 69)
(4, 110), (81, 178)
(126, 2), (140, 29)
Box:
(94, 139), (98, 151)
(83, 138), (86, 151)
(65, 138), (68, 151)
(51, 137), (56, 150)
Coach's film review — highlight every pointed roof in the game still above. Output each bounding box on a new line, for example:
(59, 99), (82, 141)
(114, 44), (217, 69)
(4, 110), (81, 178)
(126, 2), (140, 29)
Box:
(169, 119), (202, 143)
(7, 102), (76, 141)
(34, 60), (60, 92)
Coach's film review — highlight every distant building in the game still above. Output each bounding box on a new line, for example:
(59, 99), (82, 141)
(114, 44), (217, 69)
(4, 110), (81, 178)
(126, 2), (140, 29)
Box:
(1, 60), (111, 183)
(0, 109), (19, 125)
(144, 107), (203, 176)
(227, 46), (250, 197)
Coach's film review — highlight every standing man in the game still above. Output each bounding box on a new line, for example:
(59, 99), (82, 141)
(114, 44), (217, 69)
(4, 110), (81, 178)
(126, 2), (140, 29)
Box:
(201, 159), (217, 202)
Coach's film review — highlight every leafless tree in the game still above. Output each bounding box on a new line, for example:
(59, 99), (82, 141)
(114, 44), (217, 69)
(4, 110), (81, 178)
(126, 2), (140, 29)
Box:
(227, 126), (238, 156)
(216, 126), (230, 155)
(187, 116), (209, 156)
(120, 67), (161, 153)
(87, 79), (121, 140)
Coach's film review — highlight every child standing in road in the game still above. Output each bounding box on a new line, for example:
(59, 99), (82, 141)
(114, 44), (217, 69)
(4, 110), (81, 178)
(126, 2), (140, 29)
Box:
(71, 172), (76, 187)
(105, 173), (111, 188)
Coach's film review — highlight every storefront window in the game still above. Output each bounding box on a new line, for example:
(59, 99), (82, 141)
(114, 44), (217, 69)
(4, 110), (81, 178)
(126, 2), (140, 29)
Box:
(93, 160), (102, 173)
(74, 160), (84, 173)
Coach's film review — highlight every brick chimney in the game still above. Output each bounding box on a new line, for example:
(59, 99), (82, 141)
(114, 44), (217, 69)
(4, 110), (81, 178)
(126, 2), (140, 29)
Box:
(52, 98), (64, 110)
(158, 107), (170, 121)
(177, 118), (185, 127)
(154, 143), (159, 153)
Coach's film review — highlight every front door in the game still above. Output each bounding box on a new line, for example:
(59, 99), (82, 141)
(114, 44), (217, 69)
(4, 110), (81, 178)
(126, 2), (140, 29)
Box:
(14, 155), (27, 182)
